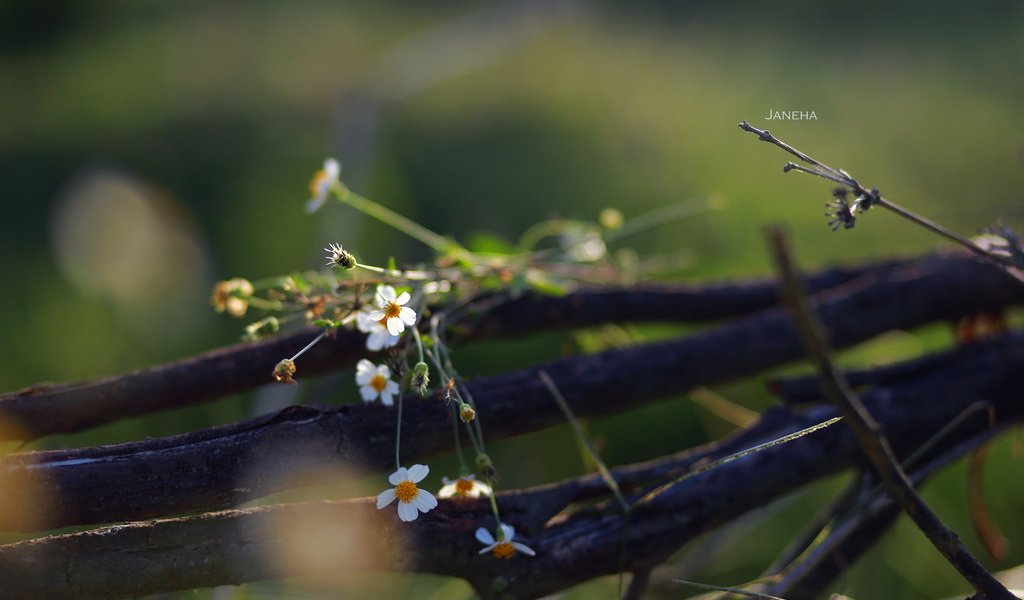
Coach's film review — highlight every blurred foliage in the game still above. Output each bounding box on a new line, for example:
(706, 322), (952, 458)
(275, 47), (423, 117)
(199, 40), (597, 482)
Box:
(1, 1), (1023, 598)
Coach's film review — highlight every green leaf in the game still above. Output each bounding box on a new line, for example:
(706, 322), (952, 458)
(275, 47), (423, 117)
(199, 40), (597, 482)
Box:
(525, 268), (568, 297)
(466, 231), (514, 254)
(289, 272), (310, 294)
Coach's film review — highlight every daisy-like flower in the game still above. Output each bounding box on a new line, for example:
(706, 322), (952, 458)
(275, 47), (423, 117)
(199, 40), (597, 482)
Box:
(305, 158), (340, 214)
(476, 523), (536, 559)
(356, 311), (400, 352)
(355, 359), (400, 405)
(376, 464), (438, 522)
(211, 278), (254, 317)
(368, 285), (417, 336)
(438, 474), (492, 499)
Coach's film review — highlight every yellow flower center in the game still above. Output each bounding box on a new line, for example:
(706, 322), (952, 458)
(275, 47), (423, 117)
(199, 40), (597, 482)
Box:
(370, 374), (388, 392)
(383, 302), (402, 319)
(492, 542), (516, 559)
(454, 478), (475, 496)
(308, 169), (328, 196)
(395, 480), (419, 503)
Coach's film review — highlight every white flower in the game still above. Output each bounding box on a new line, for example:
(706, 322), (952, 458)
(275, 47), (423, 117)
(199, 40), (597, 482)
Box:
(438, 474), (492, 499)
(367, 285), (417, 336)
(356, 311), (400, 352)
(355, 359), (400, 405)
(305, 158), (340, 213)
(376, 464), (438, 522)
(476, 523), (536, 559)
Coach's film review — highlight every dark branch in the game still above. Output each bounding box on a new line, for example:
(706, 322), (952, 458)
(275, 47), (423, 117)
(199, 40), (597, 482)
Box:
(767, 227), (1012, 599)
(3, 255), (1022, 532)
(2, 335), (1022, 599)
(0, 260), (906, 441)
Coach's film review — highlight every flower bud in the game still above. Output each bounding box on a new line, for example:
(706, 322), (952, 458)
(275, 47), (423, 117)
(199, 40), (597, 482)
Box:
(411, 361), (430, 397)
(459, 402), (476, 423)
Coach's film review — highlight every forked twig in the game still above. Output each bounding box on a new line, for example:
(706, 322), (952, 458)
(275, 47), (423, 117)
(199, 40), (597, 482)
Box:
(739, 120), (1019, 270)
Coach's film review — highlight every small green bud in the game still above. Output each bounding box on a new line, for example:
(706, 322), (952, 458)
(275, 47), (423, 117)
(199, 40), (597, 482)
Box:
(411, 361), (430, 397)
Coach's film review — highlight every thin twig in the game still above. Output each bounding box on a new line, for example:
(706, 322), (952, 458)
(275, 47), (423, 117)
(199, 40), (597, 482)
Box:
(766, 226), (1013, 599)
(539, 370), (629, 515)
(739, 120), (1018, 269)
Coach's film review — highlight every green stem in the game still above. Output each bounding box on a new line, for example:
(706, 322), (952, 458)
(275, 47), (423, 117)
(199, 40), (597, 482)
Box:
(395, 385), (403, 471)
(604, 194), (724, 243)
(334, 184), (459, 255)
(288, 332), (326, 362)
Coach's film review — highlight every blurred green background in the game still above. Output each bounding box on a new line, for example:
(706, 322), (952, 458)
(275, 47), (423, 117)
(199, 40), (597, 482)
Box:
(1, 1), (1023, 598)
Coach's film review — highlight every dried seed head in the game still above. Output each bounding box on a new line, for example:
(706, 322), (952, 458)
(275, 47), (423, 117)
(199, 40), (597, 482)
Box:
(273, 359), (297, 385)
(324, 243), (357, 270)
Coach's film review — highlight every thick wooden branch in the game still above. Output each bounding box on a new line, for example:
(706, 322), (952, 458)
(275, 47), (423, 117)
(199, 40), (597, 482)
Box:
(2, 336), (1021, 599)
(2, 255), (1022, 532)
(768, 228), (1012, 598)
(0, 259), (910, 441)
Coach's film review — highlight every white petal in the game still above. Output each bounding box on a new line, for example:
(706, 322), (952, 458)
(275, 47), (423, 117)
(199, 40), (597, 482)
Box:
(356, 312), (375, 333)
(379, 389), (394, 406)
(367, 309), (386, 321)
(324, 158), (340, 178)
(476, 528), (495, 545)
(386, 381), (400, 396)
(377, 365), (391, 378)
(499, 524), (515, 541)
(376, 488), (396, 509)
(478, 544), (497, 555)
(383, 333), (400, 348)
(305, 196), (325, 214)
(399, 307), (417, 326)
(386, 317), (405, 336)
(395, 291), (411, 305)
(377, 285), (397, 304)
(407, 464), (429, 483)
(442, 476), (455, 486)
(437, 483), (457, 498)
(413, 490), (437, 512)
(388, 468), (408, 485)
(365, 332), (385, 352)
(359, 386), (377, 402)
(512, 542), (536, 556)
(398, 501), (418, 522)
(356, 369), (375, 386)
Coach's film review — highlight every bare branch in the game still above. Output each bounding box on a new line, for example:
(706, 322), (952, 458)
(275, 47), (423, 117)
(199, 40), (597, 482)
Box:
(767, 227), (1013, 599)
(2, 335), (1022, 599)
(0, 260), (908, 442)
(3, 255), (1023, 531)
(766, 426), (1010, 599)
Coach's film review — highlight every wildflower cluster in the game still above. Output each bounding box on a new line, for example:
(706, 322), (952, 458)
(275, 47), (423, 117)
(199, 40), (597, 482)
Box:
(208, 157), (717, 562)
